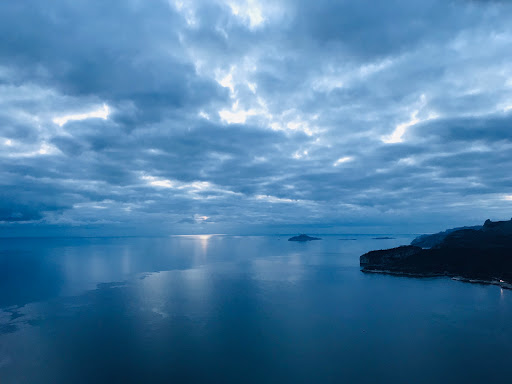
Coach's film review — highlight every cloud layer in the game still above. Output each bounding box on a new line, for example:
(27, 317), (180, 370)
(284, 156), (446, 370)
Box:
(1, 0), (512, 235)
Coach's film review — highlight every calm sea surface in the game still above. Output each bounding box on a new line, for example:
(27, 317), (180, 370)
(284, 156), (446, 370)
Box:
(1, 235), (511, 383)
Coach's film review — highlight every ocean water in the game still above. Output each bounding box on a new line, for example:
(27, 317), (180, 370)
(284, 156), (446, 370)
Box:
(0, 235), (511, 383)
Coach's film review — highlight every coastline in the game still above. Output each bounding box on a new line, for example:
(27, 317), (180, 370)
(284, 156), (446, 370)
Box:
(361, 268), (512, 290)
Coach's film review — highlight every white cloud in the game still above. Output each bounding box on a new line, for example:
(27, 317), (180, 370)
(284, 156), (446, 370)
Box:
(254, 194), (307, 204)
(227, 0), (265, 28)
(199, 111), (211, 120)
(53, 104), (110, 127)
(218, 72), (235, 94)
(140, 174), (242, 199)
(293, 150), (308, 159)
(172, 0), (198, 26)
(333, 156), (353, 166)
(194, 214), (210, 222)
(219, 105), (257, 124)
(141, 175), (175, 189)
(4, 141), (60, 158)
(382, 113), (421, 144)
(382, 95), (439, 144)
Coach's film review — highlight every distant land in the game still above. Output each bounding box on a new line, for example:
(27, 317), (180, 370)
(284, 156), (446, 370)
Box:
(411, 225), (482, 248)
(360, 219), (512, 289)
(373, 237), (395, 240)
(288, 234), (322, 242)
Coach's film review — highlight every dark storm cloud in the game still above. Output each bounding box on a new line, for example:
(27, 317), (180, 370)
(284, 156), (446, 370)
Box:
(1, 0), (512, 235)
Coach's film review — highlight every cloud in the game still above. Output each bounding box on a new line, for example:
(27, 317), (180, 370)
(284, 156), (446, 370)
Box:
(1, 0), (512, 235)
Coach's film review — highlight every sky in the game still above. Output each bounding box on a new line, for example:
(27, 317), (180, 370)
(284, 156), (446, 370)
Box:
(1, 0), (512, 236)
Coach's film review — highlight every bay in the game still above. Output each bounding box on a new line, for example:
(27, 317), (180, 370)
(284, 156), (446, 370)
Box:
(0, 235), (511, 383)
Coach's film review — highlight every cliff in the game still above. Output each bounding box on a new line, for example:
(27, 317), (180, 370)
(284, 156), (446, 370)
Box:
(360, 219), (512, 289)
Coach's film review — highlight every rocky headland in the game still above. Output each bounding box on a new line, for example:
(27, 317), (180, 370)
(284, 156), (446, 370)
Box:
(360, 219), (512, 289)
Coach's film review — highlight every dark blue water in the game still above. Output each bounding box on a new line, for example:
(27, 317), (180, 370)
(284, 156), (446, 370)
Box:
(1, 235), (511, 383)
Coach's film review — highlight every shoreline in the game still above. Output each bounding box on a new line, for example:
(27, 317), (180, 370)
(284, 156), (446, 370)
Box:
(361, 268), (512, 290)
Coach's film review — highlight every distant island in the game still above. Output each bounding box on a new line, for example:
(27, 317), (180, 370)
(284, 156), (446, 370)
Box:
(288, 234), (322, 242)
(360, 219), (512, 289)
(373, 237), (395, 240)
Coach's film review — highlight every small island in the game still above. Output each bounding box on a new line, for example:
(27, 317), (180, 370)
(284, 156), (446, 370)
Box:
(288, 234), (322, 242)
(360, 219), (512, 289)
(373, 237), (395, 240)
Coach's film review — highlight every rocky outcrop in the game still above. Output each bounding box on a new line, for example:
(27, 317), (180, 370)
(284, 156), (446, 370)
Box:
(288, 234), (321, 242)
(360, 219), (512, 289)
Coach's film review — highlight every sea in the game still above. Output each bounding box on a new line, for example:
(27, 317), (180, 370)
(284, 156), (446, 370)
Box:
(0, 235), (511, 383)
